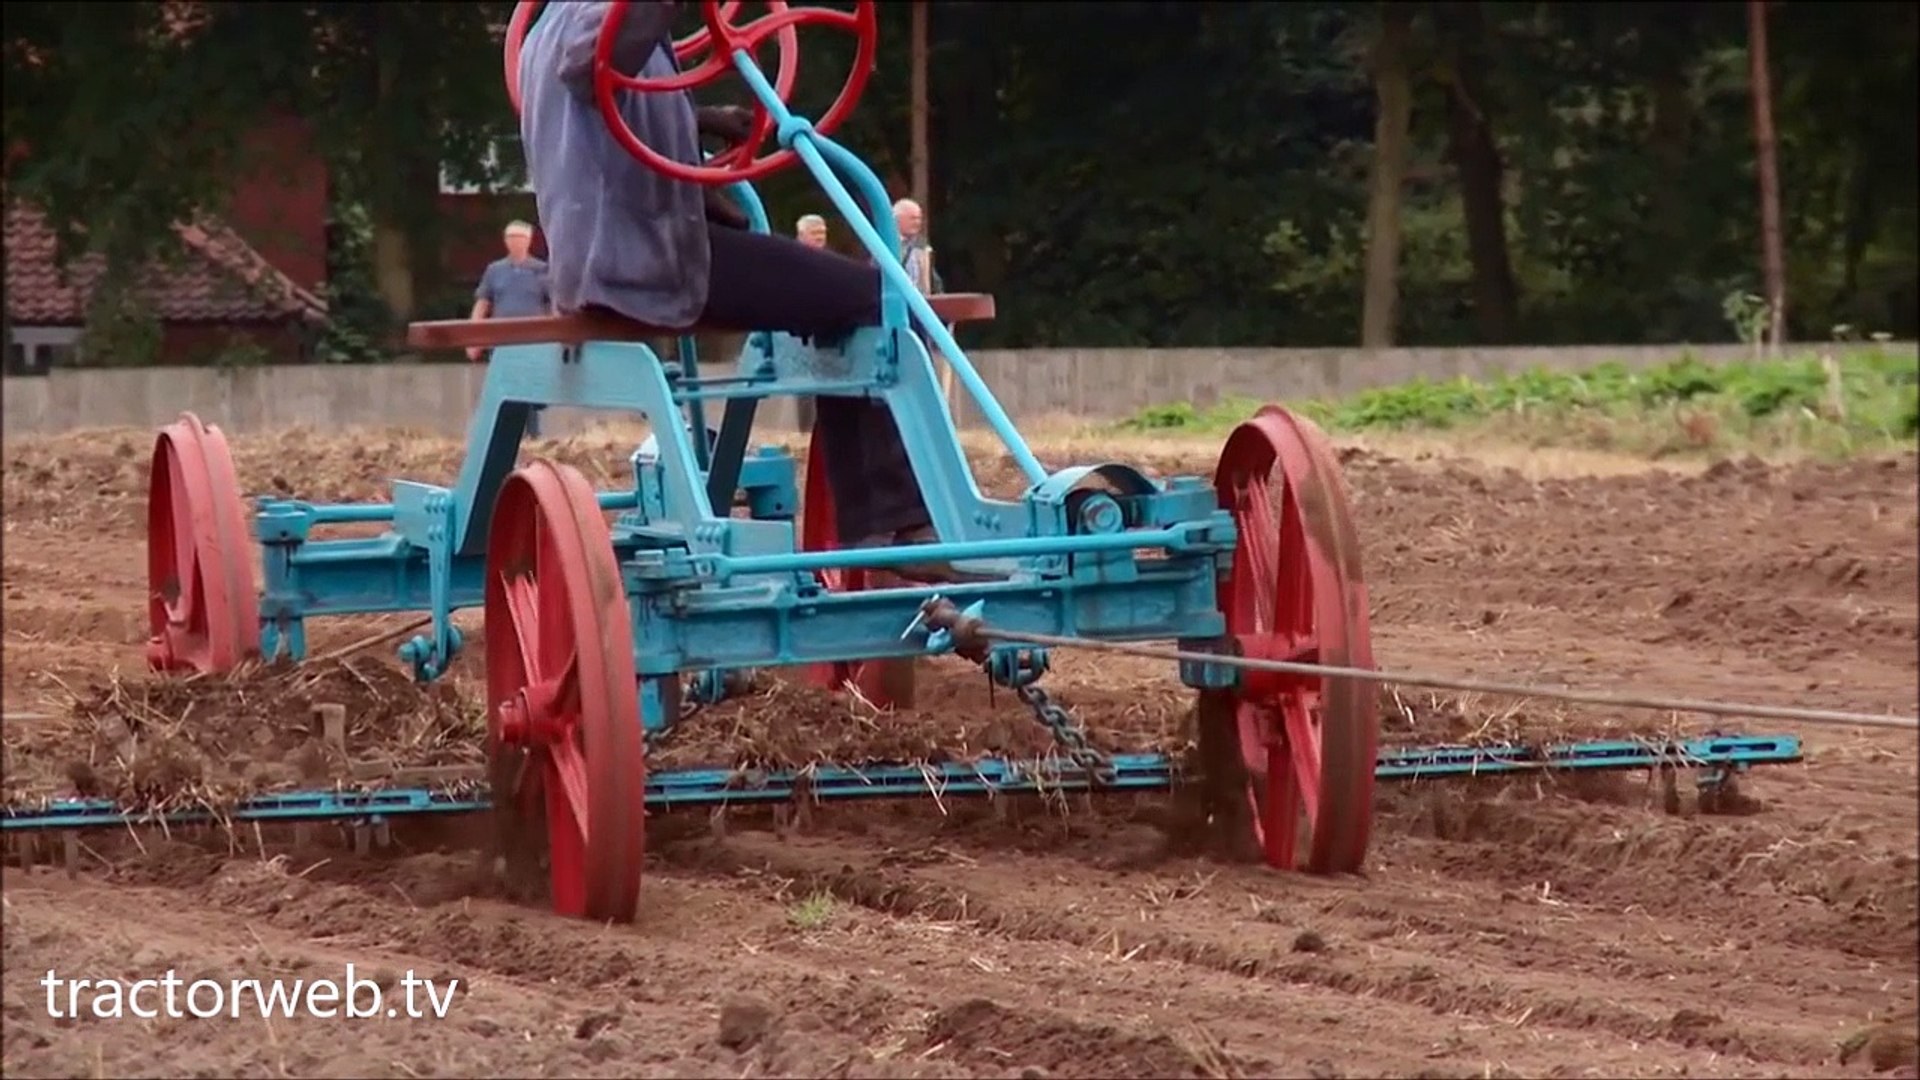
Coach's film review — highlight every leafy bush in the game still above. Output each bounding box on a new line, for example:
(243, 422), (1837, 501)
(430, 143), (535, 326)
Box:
(1112, 347), (1920, 458)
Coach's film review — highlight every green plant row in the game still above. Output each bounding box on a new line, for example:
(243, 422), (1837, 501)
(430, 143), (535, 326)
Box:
(1114, 348), (1919, 456)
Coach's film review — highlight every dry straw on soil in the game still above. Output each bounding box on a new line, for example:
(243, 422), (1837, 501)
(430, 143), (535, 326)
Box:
(2, 659), (484, 814)
(3, 642), (1693, 816)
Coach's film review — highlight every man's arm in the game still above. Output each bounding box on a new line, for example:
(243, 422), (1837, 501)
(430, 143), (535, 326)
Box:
(555, 1), (679, 97)
(468, 267), (498, 361)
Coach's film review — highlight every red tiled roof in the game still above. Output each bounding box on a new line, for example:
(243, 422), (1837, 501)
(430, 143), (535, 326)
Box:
(4, 202), (327, 326)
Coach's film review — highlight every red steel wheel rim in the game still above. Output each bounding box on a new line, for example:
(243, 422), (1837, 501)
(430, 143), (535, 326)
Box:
(798, 424), (914, 708)
(1209, 405), (1377, 873)
(485, 460), (646, 923)
(146, 413), (260, 674)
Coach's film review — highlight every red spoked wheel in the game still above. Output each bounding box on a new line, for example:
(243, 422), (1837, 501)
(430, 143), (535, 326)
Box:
(596, 0), (877, 186)
(146, 413), (260, 674)
(485, 460), (647, 923)
(504, 0), (801, 147)
(1199, 405), (1378, 874)
(799, 425), (916, 709)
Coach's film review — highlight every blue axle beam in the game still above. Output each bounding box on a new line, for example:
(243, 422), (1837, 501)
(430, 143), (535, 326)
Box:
(0, 735), (1801, 832)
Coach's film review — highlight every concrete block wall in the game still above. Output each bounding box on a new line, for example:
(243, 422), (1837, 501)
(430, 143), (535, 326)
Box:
(4, 342), (1910, 439)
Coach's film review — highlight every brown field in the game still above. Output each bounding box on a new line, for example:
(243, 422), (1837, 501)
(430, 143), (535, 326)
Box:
(2, 422), (1916, 1079)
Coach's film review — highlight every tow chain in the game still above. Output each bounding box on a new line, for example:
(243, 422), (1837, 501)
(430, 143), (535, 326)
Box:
(1012, 682), (1118, 786)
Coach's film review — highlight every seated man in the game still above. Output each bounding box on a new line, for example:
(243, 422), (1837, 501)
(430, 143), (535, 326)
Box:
(520, 1), (957, 579)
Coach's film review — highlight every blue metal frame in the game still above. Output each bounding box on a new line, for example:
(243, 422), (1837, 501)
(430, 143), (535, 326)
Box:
(0, 735), (1802, 832)
(245, 40), (1239, 693)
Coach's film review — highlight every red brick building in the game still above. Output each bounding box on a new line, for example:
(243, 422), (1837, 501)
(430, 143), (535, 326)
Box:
(5, 107), (535, 370)
(4, 202), (328, 372)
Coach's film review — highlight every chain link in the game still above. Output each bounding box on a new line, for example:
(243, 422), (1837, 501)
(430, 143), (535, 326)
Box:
(1014, 682), (1117, 786)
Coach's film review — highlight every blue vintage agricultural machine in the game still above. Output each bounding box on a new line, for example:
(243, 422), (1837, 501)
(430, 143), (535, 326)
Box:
(89, 1), (1803, 923)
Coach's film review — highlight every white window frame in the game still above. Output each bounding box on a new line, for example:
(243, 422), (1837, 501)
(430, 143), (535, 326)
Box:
(8, 325), (81, 374)
(439, 133), (534, 196)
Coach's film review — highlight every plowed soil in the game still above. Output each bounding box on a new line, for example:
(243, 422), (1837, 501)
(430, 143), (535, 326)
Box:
(3, 425), (1916, 1080)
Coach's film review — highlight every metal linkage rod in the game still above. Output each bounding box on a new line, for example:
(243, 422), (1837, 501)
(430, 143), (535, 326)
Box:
(924, 610), (1919, 732)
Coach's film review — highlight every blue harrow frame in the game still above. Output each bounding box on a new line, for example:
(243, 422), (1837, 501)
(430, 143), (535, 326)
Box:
(2, 735), (1804, 832)
(128, 2), (1810, 924)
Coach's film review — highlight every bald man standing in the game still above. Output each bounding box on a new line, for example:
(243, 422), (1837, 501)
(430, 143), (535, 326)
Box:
(471, 220), (555, 435)
(892, 199), (942, 295)
(795, 213), (829, 249)
(793, 213), (831, 430)
(893, 198), (956, 408)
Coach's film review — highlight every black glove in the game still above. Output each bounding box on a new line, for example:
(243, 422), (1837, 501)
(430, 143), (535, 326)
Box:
(696, 105), (756, 146)
(704, 187), (750, 230)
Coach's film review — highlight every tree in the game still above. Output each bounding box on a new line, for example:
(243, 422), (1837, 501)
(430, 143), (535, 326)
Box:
(299, 3), (510, 324)
(4, 3), (304, 271)
(1747, 0), (1787, 351)
(909, 0), (930, 212)
(6, 3), (510, 329)
(1433, 0), (1517, 342)
(1361, 4), (1415, 348)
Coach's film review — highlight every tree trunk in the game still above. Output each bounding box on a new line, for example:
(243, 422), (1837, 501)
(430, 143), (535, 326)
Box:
(1647, 67), (1694, 264)
(1747, 0), (1787, 353)
(1361, 5), (1414, 349)
(359, 4), (446, 328)
(1438, 1), (1517, 343)
(909, 0), (930, 213)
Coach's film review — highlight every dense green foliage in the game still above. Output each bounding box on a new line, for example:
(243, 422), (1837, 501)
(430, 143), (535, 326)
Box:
(5, 1), (1916, 351)
(1116, 347), (1920, 458)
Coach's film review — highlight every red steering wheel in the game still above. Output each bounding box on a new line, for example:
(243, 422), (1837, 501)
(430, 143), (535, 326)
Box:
(506, 3), (803, 175)
(596, 1), (877, 186)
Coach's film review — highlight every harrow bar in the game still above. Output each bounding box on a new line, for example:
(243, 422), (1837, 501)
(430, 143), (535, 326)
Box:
(0, 735), (1800, 833)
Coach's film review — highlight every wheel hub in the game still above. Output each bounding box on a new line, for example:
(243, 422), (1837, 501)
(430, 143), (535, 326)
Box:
(495, 680), (567, 745)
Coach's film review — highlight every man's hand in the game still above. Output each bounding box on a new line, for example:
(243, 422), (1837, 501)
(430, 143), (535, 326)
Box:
(704, 187), (750, 230)
(696, 105), (756, 146)
(467, 346), (485, 362)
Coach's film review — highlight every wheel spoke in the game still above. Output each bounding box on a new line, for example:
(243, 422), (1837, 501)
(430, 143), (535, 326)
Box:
(1239, 477), (1281, 630)
(1280, 696), (1323, 820)
(1277, 482), (1314, 634)
(545, 735), (592, 846)
(500, 573), (544, 681)
(533, 524), (577, 685)
(1257, 741), (1300, 869)
(542, 748), (588, 917)
(171, 499), (197, 615)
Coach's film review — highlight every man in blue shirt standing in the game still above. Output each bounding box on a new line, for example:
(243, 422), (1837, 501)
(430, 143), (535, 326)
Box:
(469, 220), (555, 434)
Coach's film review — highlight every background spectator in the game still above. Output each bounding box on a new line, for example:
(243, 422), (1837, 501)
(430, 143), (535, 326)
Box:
(469, 220), (553, 436)
(796, 213), (829, 249)
(892, 199), (942, 294)
(892, 198), (955, 410)
(793, 214), (830, 428)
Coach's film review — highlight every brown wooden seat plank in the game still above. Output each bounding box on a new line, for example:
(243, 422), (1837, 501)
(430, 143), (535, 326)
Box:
(407, 292), (996, 352)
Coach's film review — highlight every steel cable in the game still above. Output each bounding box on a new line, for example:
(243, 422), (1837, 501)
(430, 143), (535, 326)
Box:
(936, 620), (1920, 733)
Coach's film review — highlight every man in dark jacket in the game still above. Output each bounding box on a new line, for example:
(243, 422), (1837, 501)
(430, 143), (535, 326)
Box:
(520, 1), (958, 577)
